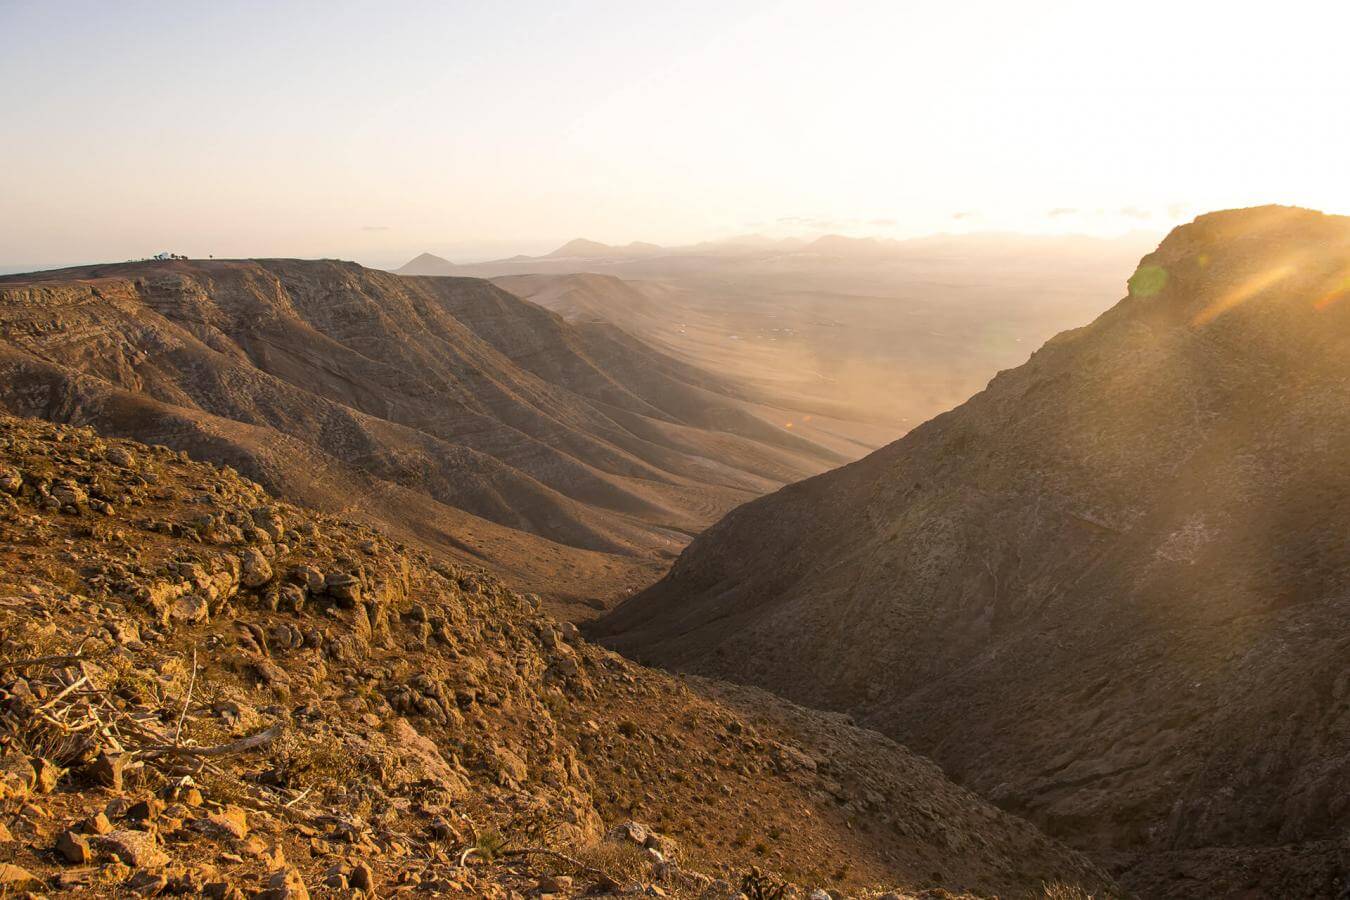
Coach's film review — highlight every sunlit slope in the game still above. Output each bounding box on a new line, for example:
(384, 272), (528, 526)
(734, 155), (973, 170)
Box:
(596, 206), (1350, 894)
(0, 260), (843, 613)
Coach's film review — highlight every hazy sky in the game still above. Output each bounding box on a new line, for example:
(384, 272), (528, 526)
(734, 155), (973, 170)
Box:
(3, 0), (1348, 269)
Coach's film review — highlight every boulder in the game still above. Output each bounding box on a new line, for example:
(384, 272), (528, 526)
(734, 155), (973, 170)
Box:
(50, 479), (88, 507)
(349, 862), (374, 892)
(240, 548), (273, 588)
(261, 866), (309, 900)
(324, 572), (361, 606)
(87, 751), (126, 790)
(106, 446), (136, 468)
(0, 467), (21, 493)
(56, 829), (92, 864)
(250, 506), (285, 542)
(83, 811), (114, 834)
(204, 805), (249, 840)
(97, 829), (170, 868)
(295, 566), (325, 592)
(0, 863), (40, 891)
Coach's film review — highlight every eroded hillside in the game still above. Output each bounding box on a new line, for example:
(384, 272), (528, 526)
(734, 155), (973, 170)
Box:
(0, 414), (1112, 897)
(0, 260), (846, 616)
(596, 206), (1350, 898)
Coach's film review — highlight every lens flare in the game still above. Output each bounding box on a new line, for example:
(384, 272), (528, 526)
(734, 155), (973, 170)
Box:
(1314, 272), (1350, 311)
(1128, 264), (1168, 297)
(1191, 262), (1298, 326)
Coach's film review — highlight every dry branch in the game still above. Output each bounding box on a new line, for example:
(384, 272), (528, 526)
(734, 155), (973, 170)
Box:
(0, 652), (91, 671)
(173, 647), (198, 747)
(501, 847), (616, 885)
(137, 723), (283, 758)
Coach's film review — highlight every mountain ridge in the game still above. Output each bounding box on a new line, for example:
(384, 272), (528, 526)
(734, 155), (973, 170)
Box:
(594, 205), (1350, 896)
(0, 258), (845, 615)
(393, 229), (1160, 277)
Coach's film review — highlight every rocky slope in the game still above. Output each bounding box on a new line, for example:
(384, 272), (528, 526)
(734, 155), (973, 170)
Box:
(0, 259), (846, 615)
(595, 206), (1350, 897)
(0, 413), (1110, 897)
(491, 273), (669, 330)
(490, 273), (907, 463)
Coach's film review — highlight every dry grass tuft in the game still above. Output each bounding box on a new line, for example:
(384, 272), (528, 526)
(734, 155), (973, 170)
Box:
(573, 840), (652, 885)
(1041, 882), (1102, 900)
(268, 728), (350, 791)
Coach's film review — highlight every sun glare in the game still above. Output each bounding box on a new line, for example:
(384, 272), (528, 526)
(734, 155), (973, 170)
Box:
(1192, 263), (1299, 327)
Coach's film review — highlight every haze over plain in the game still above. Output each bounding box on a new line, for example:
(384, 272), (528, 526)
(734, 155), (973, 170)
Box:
(3, 2), (1349, 898)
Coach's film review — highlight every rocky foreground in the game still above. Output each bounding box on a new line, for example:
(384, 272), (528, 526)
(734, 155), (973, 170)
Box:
(0, 414), (1110, 898)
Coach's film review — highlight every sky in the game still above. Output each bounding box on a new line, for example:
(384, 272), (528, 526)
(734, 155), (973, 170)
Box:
(3, 0), (1349, 270)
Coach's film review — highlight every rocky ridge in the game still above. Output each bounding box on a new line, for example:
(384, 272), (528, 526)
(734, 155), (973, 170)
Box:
(0, 259), (846, 615)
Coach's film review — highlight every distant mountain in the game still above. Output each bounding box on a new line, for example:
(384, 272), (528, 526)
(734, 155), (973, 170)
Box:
(428, 229), (1157, 278)
(399, 230), (1158, 276)
(491, 272), (663, 325)
(545, 239), (665, 259)
(491, 275), (680, 327)
(545, 238), (615, 258)
(596, 206), (1350, 895)
(0, 259), (846, 616)
(395, 230), (1158, 454)
(802, 234), (900, 257)
(395, 251), (456, 275)
(391, 241), (673, 274)
(693, 234), (809, 252)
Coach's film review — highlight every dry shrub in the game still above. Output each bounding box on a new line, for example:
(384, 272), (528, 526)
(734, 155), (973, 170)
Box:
(574, 840), (652, 885)
(741, 867), (790, 899)
(107, 655), (161, 704)
(1041, 883), (1100, 900)
(1, 716), (88, 767)
(0, 623), (64, 661)
(473, 828), (508, 862)
(268, 727), (350, 791)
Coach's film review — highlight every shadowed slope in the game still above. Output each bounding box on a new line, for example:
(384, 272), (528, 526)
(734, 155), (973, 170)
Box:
(596, 206), (1350, 896)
